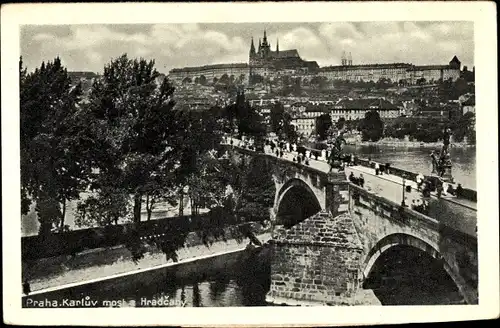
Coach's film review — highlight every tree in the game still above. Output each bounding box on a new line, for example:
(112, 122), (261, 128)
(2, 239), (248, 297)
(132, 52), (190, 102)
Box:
(76, 54), (184, 226)
(174, 107), (225, 218)
(234, 156), (275, 222)
(315, 114), (332, 140)
(359, 110), (384, 141)
(310, 76), (328, 90)
(281, 75), (291, 86)
(282, 112), (298, 143)
(20, 56), (90, 235)
(225, 91), (265, 139)
(199, 75), (207, 86)
(210, 153), (275, 224)
(336, 117), (346, 130)
(219, 74), (230, 85)
(451, 111), (475, 143)
(416, 77), (426, 86)
(249, 74), (264, 85)
(270, 102), (285, 133)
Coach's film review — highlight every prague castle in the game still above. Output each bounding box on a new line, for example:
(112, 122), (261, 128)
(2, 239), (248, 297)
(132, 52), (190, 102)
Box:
(248, 30), (319, 75)
(168, 30), (461, 85)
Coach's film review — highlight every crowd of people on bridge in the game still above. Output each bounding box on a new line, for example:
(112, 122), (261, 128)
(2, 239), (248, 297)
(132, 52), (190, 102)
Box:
(411, 198), (430, 215)
(223, 134), (468, 213)
(223, 133), (358, 172)
(348, 172), (364, 188)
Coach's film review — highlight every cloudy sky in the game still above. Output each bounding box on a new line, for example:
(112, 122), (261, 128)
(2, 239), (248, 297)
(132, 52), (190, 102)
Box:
(21, 22), (474, 74)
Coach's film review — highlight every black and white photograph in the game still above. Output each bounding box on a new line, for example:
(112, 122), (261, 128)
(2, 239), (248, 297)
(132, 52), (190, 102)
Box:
(2, 1), (498, 326)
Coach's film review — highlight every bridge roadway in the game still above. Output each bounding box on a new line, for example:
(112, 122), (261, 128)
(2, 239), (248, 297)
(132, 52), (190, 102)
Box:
(222, 137), (477, 237)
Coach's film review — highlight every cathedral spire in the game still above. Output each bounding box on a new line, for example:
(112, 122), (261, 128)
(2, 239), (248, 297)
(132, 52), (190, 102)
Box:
(263, 30), (267, 43)
(250, 37), (256, 55)
(276, 38), (279, 53)
(258, 38), (262, 52)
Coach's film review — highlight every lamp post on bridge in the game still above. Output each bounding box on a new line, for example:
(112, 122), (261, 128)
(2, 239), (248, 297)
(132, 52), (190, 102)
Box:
(401, 173), (407, 207)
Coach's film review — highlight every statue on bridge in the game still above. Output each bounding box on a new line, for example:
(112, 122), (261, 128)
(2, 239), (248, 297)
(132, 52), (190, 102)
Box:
(431, 128), (453, 182)
(328, 131), (346, 173)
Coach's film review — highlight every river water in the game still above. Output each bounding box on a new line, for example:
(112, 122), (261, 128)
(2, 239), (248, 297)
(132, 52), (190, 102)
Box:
(25, 245), (464, 307)
(343, 145), (477, 189)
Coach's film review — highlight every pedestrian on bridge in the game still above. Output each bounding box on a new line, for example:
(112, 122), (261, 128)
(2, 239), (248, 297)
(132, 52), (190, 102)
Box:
(436, 180), (444, 198)
(349, 172), (356, 183)
(359, 174), (365, 188)
(441, 180), (449, 197)
(416, 173), (425, 191)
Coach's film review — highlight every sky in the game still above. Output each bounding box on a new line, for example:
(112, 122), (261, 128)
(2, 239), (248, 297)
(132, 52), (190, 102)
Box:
(20, 22), (474, 74)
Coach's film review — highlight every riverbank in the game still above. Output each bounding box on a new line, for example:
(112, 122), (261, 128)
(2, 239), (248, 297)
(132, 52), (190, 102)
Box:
(23, 223), (272, 293)
(346, 139), (476, 148)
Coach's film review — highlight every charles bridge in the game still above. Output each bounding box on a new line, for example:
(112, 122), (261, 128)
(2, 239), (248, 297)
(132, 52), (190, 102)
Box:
(222, 138), (478, 305)
(22, 137), (478, 306)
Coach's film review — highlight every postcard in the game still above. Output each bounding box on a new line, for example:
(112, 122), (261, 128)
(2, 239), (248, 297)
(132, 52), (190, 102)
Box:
(2, 1), (498, 326)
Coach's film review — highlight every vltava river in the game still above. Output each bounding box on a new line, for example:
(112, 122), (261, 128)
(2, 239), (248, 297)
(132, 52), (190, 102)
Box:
(343, 145), (477, 189)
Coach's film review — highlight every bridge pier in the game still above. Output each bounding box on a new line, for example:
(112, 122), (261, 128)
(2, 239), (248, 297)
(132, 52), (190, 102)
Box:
(266, 211), (380, 305)
(225, 145), (477, 305)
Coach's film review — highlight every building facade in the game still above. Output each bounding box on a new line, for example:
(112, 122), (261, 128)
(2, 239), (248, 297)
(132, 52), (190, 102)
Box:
(291, 105), (331, 137)
(318, 56), (461, 85)
(462, 96), (476, 115)
(330, 98), (400, 122)
(168, 63), (250, 85)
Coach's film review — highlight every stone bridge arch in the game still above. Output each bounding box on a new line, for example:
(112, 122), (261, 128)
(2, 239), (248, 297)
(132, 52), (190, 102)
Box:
(362, 233), (470, 304)
(274, 178), (323, 228)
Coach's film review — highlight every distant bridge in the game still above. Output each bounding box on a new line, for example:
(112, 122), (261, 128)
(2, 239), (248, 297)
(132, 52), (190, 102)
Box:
(222, 137), (478, 305)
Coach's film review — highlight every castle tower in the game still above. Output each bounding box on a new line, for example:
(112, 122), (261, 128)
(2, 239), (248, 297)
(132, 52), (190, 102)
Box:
(449, 55), (461, 69)
(250, 37), (256, 55)
(341, 51), (347, 66)
(276, 38), (279, 53)
(261, 30), (271, 58)
(348, 52), (353, 66)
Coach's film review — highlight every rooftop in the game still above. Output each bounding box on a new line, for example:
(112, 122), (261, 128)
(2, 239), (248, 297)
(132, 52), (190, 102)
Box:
(336, 98), (398, 110)
(170, 63), (248, 73)
(320, 63), (413, 71)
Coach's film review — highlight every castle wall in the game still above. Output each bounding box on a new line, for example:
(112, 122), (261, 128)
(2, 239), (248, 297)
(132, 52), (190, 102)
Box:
(318, 64), (460, 84)
(169, 65), (250, 85)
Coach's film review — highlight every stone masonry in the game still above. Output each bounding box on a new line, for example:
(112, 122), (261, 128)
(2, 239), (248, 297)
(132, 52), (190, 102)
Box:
(266, 211), (366, 305)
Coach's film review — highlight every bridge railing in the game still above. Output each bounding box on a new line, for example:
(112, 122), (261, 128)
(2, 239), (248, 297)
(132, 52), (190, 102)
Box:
(221, 135), (477, 203)
(349, 183), (477, 243)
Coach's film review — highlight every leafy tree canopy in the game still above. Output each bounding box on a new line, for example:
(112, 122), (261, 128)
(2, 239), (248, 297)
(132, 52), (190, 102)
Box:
(20, 56), (90, 234)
